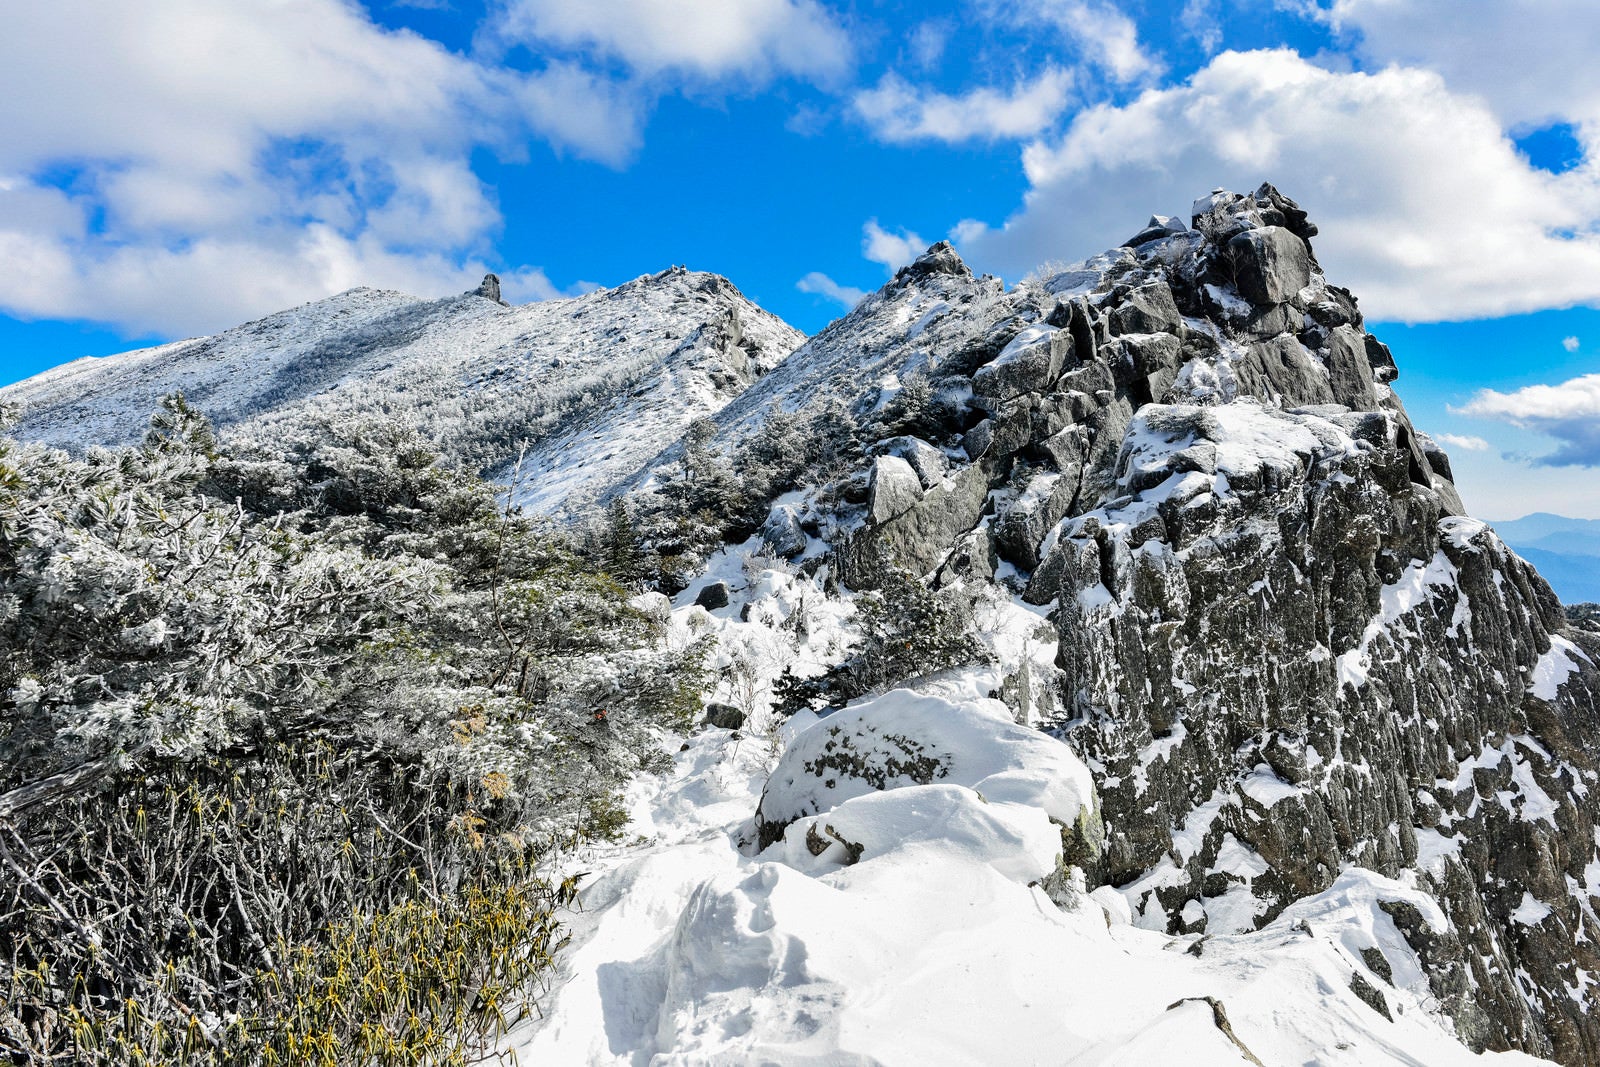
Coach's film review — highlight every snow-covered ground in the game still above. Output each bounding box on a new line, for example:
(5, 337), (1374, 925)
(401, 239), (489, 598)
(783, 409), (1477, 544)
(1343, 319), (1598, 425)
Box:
(500, 549), (1552, 1066)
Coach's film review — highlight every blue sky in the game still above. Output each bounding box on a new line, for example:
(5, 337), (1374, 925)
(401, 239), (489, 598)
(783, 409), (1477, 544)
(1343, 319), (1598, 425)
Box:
(1, 0), (1599, 518)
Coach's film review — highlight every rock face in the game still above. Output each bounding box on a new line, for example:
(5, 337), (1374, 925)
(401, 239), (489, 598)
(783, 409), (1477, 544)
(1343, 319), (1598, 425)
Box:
(472, 273), (505, 304)
(706, 184), (1600, 1062)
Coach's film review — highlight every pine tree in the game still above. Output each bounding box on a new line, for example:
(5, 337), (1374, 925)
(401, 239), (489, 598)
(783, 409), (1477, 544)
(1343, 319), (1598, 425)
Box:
(604, 497), (644, 584)
(855, 563), (983, 688)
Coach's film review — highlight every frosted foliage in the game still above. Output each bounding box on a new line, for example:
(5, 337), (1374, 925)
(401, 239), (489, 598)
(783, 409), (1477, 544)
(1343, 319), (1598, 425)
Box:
(0, 397), (710, 1063)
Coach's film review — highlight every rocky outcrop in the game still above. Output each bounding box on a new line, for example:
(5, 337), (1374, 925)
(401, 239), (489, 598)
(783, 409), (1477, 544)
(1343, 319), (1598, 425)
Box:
(755, 184), (1600, 1062)
(472, 272), (505, 304)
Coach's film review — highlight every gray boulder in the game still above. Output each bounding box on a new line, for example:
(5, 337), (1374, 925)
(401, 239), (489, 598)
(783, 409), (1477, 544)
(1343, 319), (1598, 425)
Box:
(1227, 225), (1312, 307)
(1108, 282), (1183, 337)
(973, 325), (1074, 401)
(703, 702), (746, 730)
(880, 436), (948, 488)
(1323, 324), (1378, 411)
(694, 582), (730, 609)
(760, 504), (808, 558)
(868, 455), (924, 523)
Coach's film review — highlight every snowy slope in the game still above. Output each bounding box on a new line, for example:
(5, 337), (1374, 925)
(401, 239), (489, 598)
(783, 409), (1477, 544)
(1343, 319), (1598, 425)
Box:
(1, 270), (804, 513)
(503, 553), (1551, 1065)
(712, 244), (1002, 440)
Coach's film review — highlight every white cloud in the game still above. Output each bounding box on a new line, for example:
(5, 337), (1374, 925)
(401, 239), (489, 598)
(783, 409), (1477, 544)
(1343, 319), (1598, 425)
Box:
(1181, 0), (1224, 54)
(1455, 373), (1600, 467)
(907, 21), (951, 70)
(1320, 0), (1600, 132)
(492, 0), (853, 84)
(1435, 432), (1491, 452)
(0, 0), (638, 337)
(797, 271), (866, 309)
(1005, 0), (1162, 84)
(862, 220), (929, 273)
(1564, 336), (1581, 352)
(958, 49), (1600, 322)
(854, 68), (1075, 144)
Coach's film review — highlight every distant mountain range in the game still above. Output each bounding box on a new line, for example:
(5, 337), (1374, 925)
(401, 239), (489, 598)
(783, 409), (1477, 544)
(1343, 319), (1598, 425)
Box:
(1490, 513), (1600, 604)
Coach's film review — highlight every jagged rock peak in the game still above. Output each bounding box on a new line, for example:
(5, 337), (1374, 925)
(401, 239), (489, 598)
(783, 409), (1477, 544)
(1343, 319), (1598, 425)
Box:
(781, 184), (1600, 1062)
(895, 240), (971, 285)
(618, 264), (753, 304)
(471, 272), (505, 304)
(1191, 181), (1319, 242)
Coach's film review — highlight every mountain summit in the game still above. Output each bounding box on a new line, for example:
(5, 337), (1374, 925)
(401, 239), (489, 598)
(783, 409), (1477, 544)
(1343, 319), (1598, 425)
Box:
(595, 182), (1600, 1063)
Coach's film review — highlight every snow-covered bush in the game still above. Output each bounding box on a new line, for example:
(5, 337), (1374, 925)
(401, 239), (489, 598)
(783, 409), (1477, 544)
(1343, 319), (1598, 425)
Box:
(0, 397), (706, 1064)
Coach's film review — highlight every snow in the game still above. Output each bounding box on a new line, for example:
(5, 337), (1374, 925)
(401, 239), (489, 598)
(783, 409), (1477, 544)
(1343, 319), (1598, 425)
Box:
(1240, 764), (1304, 808)
(1441, 516), (1492, 551)
(1339, 548), (1463, 691)
(491, 540), (1555, 1065)
(1511, 892), (1553, 927)
(1134, 720), (1188, 792)
(755, 682), (1096, 838)
(700, 257), (1004, 451)
(1413, 828), (1464, 877)
(771, 782), (1065, 885)
(991, 322), (1058, 367)
(1443, 739), (1561, 828)
(503, 682), (1552, 1066)
(1529, 635), (1593, 702)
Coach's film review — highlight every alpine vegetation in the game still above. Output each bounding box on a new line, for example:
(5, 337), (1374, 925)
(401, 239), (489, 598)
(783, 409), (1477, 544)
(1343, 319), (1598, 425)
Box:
(4, 185), (1600, 1066)
(0, 398), (705, 1063)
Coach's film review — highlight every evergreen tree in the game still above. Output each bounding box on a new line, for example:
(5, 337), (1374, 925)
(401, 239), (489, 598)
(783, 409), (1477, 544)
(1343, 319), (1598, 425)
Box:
(854, 563), (984, 689)
(604, 497), (644, 585)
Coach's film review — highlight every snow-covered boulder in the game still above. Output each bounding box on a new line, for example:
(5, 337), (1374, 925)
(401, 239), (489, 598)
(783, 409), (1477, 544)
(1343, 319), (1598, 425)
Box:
(973, 323), (1071, 402)
(754, 688), (1101, 870)
(867, 455), (923, 523)
(759, 503), (807, 558)
(878, 435), (947, 489)
(774, 784), (1067, 885)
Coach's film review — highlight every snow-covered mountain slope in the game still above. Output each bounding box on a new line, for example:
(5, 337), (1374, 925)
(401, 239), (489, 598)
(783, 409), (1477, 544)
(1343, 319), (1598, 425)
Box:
(1, 270), (804, 512)
(606, 186), (1600, 1063)
(504, 550), (1551, 1065)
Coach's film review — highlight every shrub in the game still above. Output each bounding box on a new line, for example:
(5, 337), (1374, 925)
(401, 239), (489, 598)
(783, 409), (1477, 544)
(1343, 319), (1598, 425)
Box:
(0, 396), (706, 1065)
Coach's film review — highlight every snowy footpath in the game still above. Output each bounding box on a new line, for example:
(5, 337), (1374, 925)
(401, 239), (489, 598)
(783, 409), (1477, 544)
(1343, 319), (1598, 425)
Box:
(500, 553), (1552, 1066)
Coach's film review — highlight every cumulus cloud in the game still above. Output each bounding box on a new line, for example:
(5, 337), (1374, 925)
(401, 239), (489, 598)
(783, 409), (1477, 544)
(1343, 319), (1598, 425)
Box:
(1564, 336), (1581, 352)
(862, 220), (929, 273)
(958, 49), (1600, 322)
(0, 0), (643, 337)
(853, 68), (1075, 144)
(1455, 374), (1600, 467)
(1435, 432), (1491, 452)
(797, 271), (866, 309)
(491, 0), (853, 84)
(1320, 0), (1600, 131)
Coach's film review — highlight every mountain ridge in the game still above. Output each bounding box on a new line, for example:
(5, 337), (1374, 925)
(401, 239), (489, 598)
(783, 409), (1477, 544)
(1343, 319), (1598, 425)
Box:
(1, 268), (806, 514)
(597, 182), (1600, 1062)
